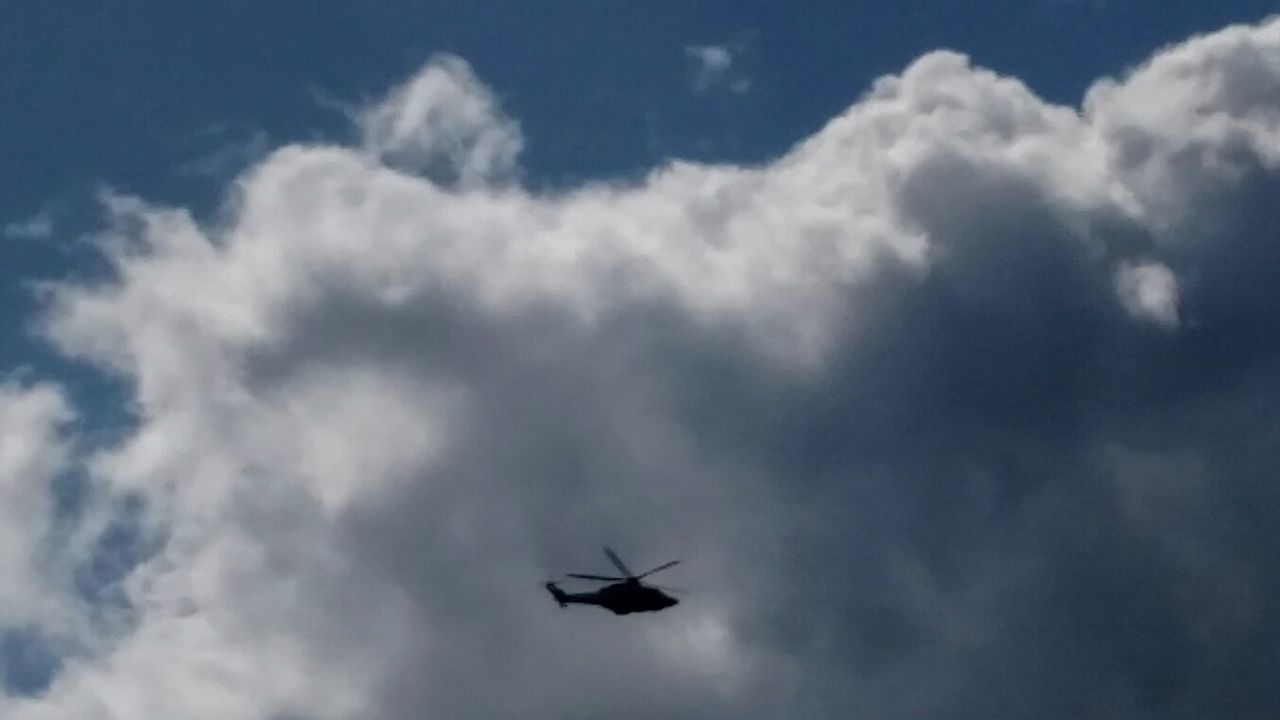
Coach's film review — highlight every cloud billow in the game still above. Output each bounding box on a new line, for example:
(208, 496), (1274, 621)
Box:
(8, 15), (1280, 720)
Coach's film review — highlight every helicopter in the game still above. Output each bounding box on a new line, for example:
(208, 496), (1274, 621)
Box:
(545, 547), (681, 615)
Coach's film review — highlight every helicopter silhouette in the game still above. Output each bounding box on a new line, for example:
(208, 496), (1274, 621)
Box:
(545, 547), (680, 615)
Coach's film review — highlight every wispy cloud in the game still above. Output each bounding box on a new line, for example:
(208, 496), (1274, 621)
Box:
(686, 44), (734, 93)
(3, 210), (54, 241)
(685, 43), (751, 95)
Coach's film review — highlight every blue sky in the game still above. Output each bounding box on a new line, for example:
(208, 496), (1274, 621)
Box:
(5, 3), (1280, 717)
(5, 3), (1278, 273)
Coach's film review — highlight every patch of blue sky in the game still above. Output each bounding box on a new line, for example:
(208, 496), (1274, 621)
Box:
(1, 627), (62, 697)
(72, 493), (160, 621)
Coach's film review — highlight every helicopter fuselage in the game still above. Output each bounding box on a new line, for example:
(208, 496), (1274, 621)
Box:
(547, 579), (678, 615)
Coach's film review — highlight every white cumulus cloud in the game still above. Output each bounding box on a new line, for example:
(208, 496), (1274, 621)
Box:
(357, 54), (523, 186)
(0, 382), (74, 629)
(12, 16), (1280, 720)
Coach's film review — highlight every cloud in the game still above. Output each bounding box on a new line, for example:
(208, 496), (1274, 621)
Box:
(356, 54), (522, 186)
(175, 126), (272, 182)
(685, 44), (749, 94)
(1115, 260), (1180, 328)
(4, 212), (54, 241)
(13, 16), (1280, 718)
(0, 382), (74, 631)
(0, 381), (115, 702)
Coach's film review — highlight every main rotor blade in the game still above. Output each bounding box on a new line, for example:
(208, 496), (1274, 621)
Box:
(603, 546), (634, 577)
(647, 583), (686, 594)
(637, 559), (680, 578)
(567, 574), (623, 582)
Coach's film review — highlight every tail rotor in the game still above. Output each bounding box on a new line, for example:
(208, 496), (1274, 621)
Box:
(544, 581), (568, 607)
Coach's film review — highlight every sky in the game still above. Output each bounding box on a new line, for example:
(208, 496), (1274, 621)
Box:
(4, 2), (1280, 718)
